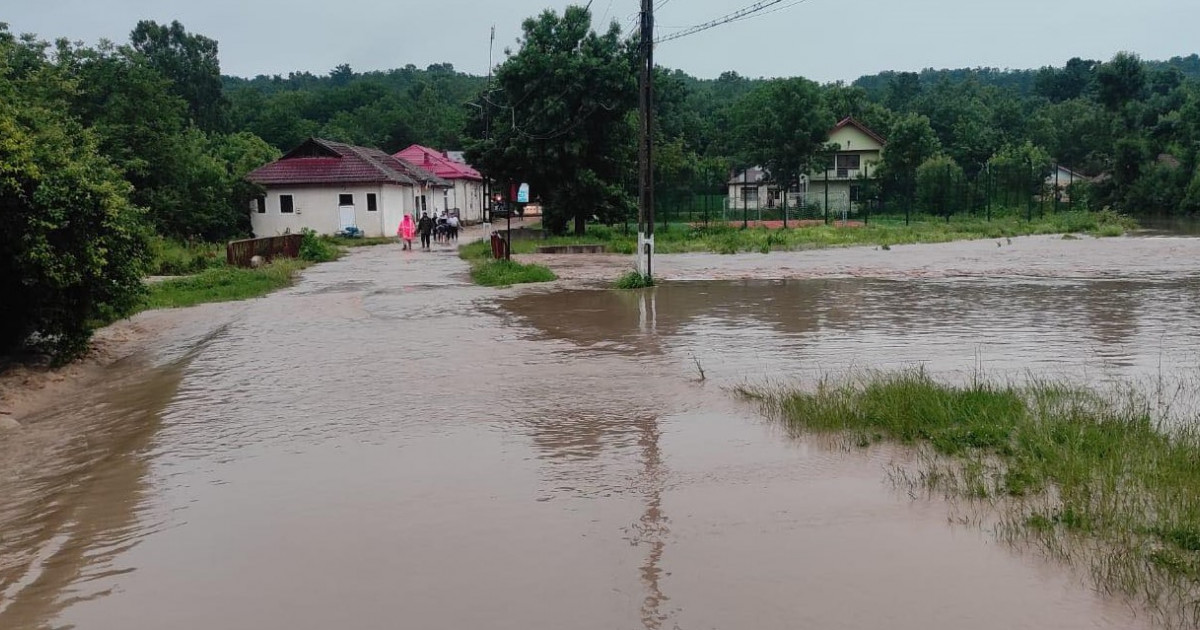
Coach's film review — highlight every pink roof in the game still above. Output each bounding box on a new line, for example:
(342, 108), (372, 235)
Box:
(394, 145), (482, 181)
(247, 138), (450, 187)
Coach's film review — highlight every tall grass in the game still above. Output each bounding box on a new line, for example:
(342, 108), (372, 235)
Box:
(148, 237), (224, 276)
(142, 259), (308, 310)
(468, 259), (557, 287)
(742, 369), (1200, 627)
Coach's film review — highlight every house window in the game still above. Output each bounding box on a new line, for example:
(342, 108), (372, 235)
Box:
(255, 197), (266, 214)
(280, 195), (294, 214)
(339, 193), (354, 206)
(836, 154), (861, 178)
(367, 193), (378, 212)
(420, 195), (427, 212)
(742, 187), (758, 202)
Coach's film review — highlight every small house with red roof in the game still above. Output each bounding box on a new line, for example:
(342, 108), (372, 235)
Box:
(394, 145), (485, 223)
(728, 117), (885, 213)
(245, 138), (450, 238)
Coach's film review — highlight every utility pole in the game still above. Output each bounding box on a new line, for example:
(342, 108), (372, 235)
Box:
(484, 26), (494, 225)
(637, 0), (655, 278)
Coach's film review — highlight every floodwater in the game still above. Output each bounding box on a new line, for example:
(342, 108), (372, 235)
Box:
(5, 235), (1200, 629)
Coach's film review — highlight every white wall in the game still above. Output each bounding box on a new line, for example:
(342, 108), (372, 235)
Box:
(444, 179), (484, 222)
(251, 184), (412, 238)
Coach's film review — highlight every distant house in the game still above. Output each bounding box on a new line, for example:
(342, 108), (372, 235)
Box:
(728, 117), (886, 212)
(245, 138), (449, 238)
(1045, 165), (1089, 189)
(394, 145), (485, 223)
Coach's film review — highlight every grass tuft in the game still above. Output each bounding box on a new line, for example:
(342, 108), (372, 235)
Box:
(469, 259), (557, 287)
(614, 271), (655, 289)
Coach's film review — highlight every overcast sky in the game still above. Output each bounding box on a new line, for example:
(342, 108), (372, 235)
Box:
(6, 0), (1197, 82)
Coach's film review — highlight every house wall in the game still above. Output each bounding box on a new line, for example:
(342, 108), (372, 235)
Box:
(251, 184), (411, 238)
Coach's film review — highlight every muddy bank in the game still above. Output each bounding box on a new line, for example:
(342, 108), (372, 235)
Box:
(519, 234), (1200, 283)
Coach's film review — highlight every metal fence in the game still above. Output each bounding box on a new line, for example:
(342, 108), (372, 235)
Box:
(226, 234), (303, 267)
(642, 163), (1092, 229)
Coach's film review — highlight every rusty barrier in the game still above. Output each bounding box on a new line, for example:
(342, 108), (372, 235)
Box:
(226, 234), (304, 267)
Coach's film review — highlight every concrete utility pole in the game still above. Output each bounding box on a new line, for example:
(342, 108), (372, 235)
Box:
(637, 0), (655, 278)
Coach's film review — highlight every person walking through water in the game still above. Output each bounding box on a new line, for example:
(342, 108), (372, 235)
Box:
(417, 212), (434, 250)
(397, 214), (416, 250)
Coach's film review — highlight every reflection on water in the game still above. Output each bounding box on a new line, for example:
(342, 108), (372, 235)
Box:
(502, 277), (1200, 385)
(0, 357), (187, 629)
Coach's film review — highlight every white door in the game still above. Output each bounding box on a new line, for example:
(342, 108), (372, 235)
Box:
(339, 205), (356, 230)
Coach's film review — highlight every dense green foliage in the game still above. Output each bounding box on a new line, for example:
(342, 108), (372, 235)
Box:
(0, 32), (150, 362)
(0, 20), (276, 362)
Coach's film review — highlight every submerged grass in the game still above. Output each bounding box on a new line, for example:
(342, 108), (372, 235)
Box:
(742, 369), (1200, 627)
(141, 259), (309, 310)
(460, 210), (1133, 257)
(469, 259), (557, 287)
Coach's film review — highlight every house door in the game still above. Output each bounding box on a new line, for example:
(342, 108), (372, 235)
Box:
(338, 193), (356, 231)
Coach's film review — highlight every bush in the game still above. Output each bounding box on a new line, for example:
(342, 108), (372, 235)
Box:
(0, 94), (150, 363)
(300, 228), (339, 262)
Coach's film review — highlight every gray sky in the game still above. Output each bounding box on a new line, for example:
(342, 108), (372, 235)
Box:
(7, 0), (1198, 82)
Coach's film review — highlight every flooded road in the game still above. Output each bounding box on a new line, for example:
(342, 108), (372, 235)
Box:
(5, 236), (1200, 629)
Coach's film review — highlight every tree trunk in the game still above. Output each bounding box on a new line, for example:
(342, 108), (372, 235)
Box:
(574, 214), (585, 236)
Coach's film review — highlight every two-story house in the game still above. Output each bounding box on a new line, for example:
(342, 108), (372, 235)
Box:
(728, 117), (886, 213)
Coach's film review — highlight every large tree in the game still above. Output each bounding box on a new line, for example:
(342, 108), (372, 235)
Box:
(0, 30), (150, 362)
(464, 4), (637, 235)
(130, 20), (230, 132)
(730, 77), (834, 194)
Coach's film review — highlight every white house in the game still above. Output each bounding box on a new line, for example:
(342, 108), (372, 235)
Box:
(728, 117), (886, 213)
(245, 138), (450, 238)
(394, 145), (486, 223)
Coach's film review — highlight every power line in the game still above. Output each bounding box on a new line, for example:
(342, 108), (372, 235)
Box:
(654, 0), (810, 44)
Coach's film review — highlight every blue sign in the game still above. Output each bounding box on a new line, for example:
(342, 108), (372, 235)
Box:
(517, 183), (530, 204)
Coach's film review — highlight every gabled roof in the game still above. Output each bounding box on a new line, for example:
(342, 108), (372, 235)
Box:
(394, 144), (482, 181)
(830, 116), (887, 146)
(246, 138), (451, 187)
(729, 167), (767, 185)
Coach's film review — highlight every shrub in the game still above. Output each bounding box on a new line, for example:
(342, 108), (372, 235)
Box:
(300, 228), (338, 262)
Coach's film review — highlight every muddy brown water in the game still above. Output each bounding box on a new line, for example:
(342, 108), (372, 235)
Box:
(6, 236), (1200, 629)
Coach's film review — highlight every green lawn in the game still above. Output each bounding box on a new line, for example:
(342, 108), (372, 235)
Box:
(461, 210), (1134, 258)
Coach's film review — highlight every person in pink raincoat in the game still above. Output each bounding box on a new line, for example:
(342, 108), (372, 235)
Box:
(398, 214), (416, 250)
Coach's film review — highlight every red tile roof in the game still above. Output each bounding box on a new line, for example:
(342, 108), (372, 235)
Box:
(831, 117), (887, 146)
(394, 144), (483, 181)
(246, 138), (450, 187)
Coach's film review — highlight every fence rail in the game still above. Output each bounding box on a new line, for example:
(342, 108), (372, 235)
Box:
(226, 234), (303, 267)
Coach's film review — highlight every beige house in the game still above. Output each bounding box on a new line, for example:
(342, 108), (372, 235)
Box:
(728, 117), (886, 213)
(245, 138), (450, 238)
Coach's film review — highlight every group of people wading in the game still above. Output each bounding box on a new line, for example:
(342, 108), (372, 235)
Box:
(397, 211), (459, 251)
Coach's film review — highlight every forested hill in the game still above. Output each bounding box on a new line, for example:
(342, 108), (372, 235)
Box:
(222, 53), (1200, 157)
(223, 63), (486, 154)
(852, 54), (1200, 99)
